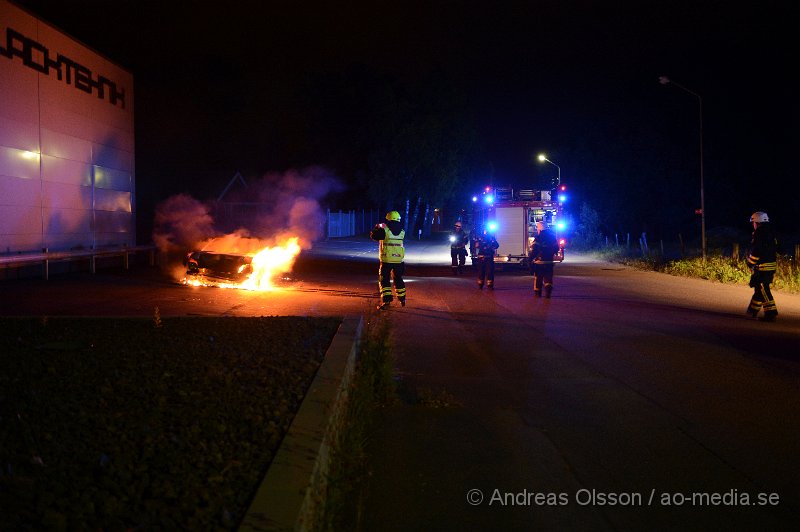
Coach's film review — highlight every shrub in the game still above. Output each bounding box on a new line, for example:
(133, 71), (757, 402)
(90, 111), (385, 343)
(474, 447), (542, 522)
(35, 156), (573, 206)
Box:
(595, 248), (799, 293)
(570, 203), (605, 250)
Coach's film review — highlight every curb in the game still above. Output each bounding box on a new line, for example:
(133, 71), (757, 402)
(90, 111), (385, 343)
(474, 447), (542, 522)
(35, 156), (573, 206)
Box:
(239, 315), (364, 531)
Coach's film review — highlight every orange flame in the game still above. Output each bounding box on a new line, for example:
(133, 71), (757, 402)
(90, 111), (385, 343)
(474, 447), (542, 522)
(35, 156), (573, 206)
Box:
(240, 237), (301, 291)
(183, 236), (302, 291)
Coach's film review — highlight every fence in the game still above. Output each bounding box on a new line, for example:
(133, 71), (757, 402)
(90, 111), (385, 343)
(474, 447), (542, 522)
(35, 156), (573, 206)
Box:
(326, 209), (380, 238)
(600, 233), (800, 263)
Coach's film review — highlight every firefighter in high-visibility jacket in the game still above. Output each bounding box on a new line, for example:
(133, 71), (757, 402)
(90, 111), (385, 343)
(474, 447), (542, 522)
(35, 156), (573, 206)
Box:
(370, 210), (406, 310)
(746, 211), (778, 321)
(528, 221), (560, 298)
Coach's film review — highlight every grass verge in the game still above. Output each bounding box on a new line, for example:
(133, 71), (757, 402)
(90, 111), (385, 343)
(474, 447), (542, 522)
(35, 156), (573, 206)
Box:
(0, 315), (341, 530)
(593, 248), (800, 292)
(318, 316), (396, 531)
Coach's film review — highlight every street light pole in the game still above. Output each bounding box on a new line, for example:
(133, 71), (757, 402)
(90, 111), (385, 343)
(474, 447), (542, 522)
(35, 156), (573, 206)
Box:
(659, 76), (706, 261)
(537, 154), (561, 187)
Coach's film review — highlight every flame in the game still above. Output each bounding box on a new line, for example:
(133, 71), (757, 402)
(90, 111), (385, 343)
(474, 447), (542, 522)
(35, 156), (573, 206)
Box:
(182, 236), (302, 291)
(240, 237), (301, 291)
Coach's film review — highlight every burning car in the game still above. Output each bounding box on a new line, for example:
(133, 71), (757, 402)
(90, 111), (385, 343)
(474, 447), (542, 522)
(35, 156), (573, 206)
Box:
(181, 237), (302, 290)
(183, 251), (253, 285)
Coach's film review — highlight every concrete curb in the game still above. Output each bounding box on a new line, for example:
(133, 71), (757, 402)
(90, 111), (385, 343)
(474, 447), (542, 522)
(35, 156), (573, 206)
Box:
(239, 315), (364, 531)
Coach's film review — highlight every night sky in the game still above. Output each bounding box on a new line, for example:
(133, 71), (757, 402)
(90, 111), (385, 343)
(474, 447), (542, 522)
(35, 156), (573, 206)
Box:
(11, 0), (800, 243)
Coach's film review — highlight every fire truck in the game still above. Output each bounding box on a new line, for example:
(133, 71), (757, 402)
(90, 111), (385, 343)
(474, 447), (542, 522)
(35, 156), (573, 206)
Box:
(470, 185), (567, 266)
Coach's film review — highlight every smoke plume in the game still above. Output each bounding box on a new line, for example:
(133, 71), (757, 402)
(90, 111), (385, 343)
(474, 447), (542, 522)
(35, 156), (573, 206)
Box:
(152, 167), (342, 277)
(152, 194), (216, 255)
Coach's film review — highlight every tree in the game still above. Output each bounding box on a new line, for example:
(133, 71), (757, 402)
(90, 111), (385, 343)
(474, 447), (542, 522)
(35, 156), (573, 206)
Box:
(572, 202), (605, 249)
(361, 70), (484, 234)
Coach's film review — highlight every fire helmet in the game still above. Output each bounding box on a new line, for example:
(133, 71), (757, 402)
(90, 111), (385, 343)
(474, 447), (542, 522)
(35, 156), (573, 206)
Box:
(386, 211), (401, 222)
(749, 211), (769, 223)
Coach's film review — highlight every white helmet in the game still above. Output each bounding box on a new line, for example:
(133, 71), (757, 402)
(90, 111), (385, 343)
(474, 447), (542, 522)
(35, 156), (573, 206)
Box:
(750, 211), (769, 223)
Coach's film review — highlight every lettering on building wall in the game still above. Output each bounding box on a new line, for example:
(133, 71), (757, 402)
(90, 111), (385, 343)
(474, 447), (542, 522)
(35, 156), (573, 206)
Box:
(0, 27), (126, 109)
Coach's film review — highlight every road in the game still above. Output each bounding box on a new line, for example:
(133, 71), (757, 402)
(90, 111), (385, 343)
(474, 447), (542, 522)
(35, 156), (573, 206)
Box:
(2, 237), (799, 530)
(362, 243), (800, 531)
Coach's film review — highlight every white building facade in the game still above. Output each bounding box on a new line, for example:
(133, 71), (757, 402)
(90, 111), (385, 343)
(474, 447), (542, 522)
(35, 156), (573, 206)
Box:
(0, 0), (135, 254)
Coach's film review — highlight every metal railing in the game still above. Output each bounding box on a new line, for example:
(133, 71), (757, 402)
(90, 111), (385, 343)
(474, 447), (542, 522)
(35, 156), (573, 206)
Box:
(0, 245), (156, 280)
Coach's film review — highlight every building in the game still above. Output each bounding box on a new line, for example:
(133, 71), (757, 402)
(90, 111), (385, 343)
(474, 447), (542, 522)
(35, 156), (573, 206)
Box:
(0, 0), (135, 255)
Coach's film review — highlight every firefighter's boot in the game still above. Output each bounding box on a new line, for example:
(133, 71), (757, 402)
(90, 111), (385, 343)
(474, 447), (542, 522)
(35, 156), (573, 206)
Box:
(762, 299), (778, 321)
(544, 283), (553, 298)
(761, 305), (778, 321)
(487, 280), (493, 289)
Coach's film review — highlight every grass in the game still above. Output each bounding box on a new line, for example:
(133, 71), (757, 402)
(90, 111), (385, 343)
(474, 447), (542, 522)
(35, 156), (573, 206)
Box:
(592, 247), (800, 292)
(317, 315), (464, 531)
(318, 316), (396, 532)
(0, 316), (341, 530)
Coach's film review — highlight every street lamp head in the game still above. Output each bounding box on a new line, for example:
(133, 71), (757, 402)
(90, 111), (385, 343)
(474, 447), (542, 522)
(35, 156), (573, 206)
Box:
(537, 154), (546, 162)
(658, 76), (671, 85)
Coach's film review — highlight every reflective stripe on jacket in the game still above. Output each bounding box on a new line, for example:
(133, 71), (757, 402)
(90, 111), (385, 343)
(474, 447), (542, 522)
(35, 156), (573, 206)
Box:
(748, 259), (777, 272)
(747, 224), (777, 273)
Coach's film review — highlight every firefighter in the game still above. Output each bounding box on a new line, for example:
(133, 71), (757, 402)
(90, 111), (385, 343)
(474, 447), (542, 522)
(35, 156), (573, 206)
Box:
(473, 228), (499, 289)
(449, 221), (469, 275)
(370, 210), (406, 310)
(746, 211), (778, 321)
(529, 221), (560, 298)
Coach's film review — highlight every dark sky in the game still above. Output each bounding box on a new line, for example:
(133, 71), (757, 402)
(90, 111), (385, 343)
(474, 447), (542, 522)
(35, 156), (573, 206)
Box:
(12, 0), (800, 239)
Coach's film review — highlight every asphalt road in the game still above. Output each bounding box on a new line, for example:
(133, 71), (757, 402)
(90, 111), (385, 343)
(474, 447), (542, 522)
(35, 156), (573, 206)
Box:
(3, 237), (799, 530)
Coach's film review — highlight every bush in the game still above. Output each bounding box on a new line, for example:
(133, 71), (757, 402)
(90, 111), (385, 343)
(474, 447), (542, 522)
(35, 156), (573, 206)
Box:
(596, 248), (800, 293)
(661, 254), (751, 283)
(569, 203), (605, 250)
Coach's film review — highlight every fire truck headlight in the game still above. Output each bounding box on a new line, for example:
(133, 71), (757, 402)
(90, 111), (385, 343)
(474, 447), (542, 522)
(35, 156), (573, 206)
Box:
(472, 196), (478, 202)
